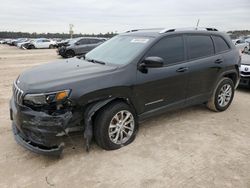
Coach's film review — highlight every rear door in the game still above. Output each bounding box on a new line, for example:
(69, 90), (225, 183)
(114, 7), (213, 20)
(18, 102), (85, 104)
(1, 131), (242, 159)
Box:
(86, 39), (102, 51)
(185, 34), (222, 102)
(75, 39), (89, 54)
(41, 39), (51, 48)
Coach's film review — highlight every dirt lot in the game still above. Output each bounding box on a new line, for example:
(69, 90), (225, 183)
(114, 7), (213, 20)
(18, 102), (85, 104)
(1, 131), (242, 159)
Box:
(0, 44), (249, 188)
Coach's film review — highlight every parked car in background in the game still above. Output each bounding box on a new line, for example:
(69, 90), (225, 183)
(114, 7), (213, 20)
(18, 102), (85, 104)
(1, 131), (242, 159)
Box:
(13, 38), (29, 46)
(28, 38), (57, 49)
(10, 28), (240, 155)
(17, 39), (33, 49)
(57, 37), (106, 58)
(7, 39), (18, 46)
(245, 37), (250, 51)
(245, 38), (250, 43)
(239, 54), (250, 88)
(232, 39), (249, 53)
(3, 39), (12, 44)
(56, 39), (71, 48)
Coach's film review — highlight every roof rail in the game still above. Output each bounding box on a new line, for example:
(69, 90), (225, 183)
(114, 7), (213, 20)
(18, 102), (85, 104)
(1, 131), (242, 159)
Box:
(159, 27), (218, 34)
(125, 28), (164, 33)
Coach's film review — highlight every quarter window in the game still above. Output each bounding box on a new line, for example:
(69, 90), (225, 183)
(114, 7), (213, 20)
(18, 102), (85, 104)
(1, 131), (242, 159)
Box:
(146, 36), (184, 65)
(187, 35), (214, 59)
(212, 36), (230, 53)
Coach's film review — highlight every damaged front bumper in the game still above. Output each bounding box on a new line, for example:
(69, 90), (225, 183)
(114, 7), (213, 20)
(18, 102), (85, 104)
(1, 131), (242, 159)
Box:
(10, 97), (72, 156)
(12, 123), (64, 156)
(57, 47), (66, 57)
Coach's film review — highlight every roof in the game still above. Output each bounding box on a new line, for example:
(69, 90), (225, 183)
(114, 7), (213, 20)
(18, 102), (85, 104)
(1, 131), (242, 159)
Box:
(121, 27), (221, 38)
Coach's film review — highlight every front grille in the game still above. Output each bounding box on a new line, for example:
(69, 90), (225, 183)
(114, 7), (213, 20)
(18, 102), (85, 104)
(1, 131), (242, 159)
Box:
(13, 82), (24, 105)
(240, 71), (250, 76)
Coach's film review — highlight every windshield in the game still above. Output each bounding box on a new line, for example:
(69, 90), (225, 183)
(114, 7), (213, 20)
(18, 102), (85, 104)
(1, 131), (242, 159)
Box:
(69, 38), (81, 44)
(85, 35), (153, 65)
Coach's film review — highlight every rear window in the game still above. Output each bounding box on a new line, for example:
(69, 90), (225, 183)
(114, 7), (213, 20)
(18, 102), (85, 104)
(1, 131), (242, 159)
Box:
(187, 35), (214, 59)
(212, 36), (230, 53)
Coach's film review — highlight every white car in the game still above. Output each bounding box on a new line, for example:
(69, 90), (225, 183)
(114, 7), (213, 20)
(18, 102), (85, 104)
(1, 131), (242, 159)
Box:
(29, 39), (57, 49)
(239, 54), (250, 88)
(232, 39), (249, 53)
(245, 38), (250, 51)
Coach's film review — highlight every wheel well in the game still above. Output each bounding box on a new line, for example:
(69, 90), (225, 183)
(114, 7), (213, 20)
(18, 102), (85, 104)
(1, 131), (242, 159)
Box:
(224, 72), (237, 86)
(90, 98), (137, 123)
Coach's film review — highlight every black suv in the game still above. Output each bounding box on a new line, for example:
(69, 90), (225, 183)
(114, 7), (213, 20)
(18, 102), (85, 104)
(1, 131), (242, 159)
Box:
(10, 28), (240, 156)
(57, 37), (106, 58)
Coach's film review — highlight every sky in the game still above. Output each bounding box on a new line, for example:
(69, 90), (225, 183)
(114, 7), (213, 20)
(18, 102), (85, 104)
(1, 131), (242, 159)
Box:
(0, 0), (250, 34)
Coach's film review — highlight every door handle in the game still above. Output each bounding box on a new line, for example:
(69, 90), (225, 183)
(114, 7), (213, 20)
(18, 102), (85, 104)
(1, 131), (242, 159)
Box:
(176, 67), (189, 72)
(214, 59), (223, 64)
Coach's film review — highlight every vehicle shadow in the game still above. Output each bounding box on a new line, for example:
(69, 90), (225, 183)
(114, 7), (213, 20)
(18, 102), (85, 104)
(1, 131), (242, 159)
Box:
(236, 86), (250, 93)
(41, 104), (209, 160)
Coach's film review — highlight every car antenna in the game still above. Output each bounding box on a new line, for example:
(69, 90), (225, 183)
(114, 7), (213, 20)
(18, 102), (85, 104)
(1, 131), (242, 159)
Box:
(196, 19), (200, 30)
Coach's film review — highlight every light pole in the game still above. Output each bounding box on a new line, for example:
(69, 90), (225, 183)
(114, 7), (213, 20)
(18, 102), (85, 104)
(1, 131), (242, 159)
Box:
(69, 24), (74, 39)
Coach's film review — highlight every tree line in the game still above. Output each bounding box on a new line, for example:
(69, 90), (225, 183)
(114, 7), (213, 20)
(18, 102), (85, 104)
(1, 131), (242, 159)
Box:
(0, 31), (117, 39)
(1, 30), (250, 39)
(227, 30), (250, 38)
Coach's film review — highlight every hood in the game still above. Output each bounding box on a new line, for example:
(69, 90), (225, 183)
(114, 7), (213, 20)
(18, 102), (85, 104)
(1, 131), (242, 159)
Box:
(17, 58), (117, 93)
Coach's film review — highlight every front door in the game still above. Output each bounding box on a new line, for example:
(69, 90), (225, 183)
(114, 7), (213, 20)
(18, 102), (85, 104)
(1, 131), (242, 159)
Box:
(135, 35), (189, 113)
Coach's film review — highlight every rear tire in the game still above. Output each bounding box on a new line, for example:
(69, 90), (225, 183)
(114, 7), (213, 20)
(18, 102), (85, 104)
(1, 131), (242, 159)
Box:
(49, 44), (54, 49)
(29, 45), (35, 49)
(65, 50), (75, 58)
(207, 77), (235, 112)
(94, 102), (138, 150)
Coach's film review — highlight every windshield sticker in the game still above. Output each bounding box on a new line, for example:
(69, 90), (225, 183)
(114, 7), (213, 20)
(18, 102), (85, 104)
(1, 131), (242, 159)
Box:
(130, 38), (149, 43)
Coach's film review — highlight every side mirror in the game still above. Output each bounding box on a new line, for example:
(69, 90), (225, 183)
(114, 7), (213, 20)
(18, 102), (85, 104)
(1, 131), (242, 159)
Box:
(75, 42), (80, 45)
(141, 56), (164, 68)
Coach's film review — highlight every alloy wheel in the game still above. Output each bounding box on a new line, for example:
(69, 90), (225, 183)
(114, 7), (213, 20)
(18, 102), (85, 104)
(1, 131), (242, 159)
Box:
(108, 110), (135, 144)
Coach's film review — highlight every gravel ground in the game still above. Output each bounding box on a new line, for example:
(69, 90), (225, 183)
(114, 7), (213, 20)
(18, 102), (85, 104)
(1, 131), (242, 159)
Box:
(0, 45), (249, 188)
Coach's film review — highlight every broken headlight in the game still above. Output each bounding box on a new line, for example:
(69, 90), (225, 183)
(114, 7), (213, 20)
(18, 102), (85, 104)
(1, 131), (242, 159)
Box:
(24, 90), (71, 105)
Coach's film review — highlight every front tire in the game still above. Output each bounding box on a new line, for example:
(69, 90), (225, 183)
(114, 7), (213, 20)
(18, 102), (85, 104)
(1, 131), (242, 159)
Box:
(94, 102), (138, 150)
(29, 45), (35, 49)
(207, 77), (235, 112)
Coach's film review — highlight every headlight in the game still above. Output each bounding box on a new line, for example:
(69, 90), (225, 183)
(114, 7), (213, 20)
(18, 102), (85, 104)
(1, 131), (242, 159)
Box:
(24, 90), (71, 105)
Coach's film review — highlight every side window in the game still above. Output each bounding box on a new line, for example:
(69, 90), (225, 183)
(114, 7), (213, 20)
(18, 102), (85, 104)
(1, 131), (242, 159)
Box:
(89, 39), (97, 44)
(146, 35), (184, 65)
(240, 39), (245, 43)
(42, 39), (50, 42)
(212, 36), (230, 53)
(78, 39), (88, 45)
(187, 35), (214, 59)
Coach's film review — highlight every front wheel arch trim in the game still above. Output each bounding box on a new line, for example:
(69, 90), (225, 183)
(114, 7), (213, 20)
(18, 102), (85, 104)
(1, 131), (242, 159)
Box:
(82, 96), (137, 151)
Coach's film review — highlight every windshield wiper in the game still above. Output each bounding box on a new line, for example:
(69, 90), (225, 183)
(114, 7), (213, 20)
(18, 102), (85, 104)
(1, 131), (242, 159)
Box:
(86, 58), (106, 65)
